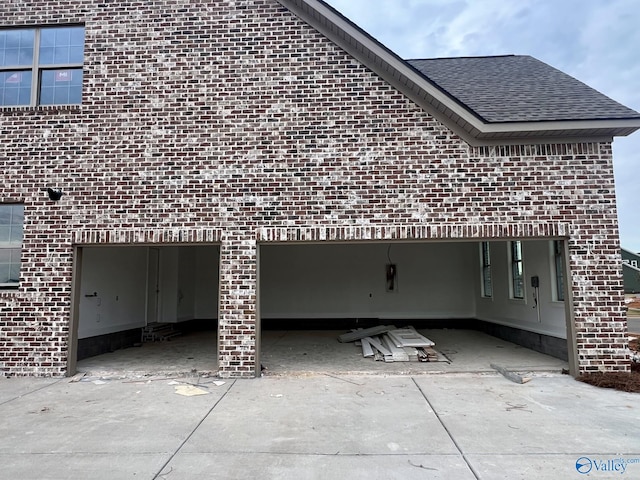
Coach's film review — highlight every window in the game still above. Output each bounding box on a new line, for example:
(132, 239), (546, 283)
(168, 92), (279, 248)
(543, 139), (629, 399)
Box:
(480, 242), (492, 298)
(553, 240), (565, 301)
(510, 241), (524, 299)
(0, 26), (84, 107)
(0, 204), (24, 287)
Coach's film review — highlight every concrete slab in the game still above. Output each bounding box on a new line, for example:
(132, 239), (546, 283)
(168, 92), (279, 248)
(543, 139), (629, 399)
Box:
(0, 453), (168, 480)
(0, 376), (62, 405)
(77, 329), (567, 378)
(414, 375), (640, 455)
(77, 330), (218, 377)
(1, 372), (636, 479)
(181, 376), (458, 455)
(466, 454), (640, 480)
(164, 453), (476, 480)
(261, 329), (567, 376)
(0, 375), (231, 455)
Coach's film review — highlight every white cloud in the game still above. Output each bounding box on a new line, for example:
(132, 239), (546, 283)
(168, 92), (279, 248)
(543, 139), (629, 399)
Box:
(325, 0), (640, 251)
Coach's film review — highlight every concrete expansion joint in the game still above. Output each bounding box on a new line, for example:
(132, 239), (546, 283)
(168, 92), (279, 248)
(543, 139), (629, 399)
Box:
(412, 377), (481, 480)
(0, 377), (65, 407)
(152, 379), (237, 480)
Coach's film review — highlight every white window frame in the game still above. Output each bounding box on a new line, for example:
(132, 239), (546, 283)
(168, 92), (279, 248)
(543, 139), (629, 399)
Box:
(480, 242), (492, 298)
(0, 203), (24, 288)
(509, 240), (525, 300)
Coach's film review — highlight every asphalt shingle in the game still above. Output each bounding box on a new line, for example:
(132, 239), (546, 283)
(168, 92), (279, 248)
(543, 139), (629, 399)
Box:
(408, 55), (640, 123)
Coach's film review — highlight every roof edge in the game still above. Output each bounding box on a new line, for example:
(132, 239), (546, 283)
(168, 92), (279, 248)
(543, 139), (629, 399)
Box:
(276, 0), (640, 144)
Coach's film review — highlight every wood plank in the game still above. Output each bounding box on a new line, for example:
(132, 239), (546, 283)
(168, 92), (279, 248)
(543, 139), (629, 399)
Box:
(403, 347), (419, 362)
(366, 337), (392, 357)
(490, 364), (532, 384)
(361, 337), (374, 358)
(382, 334), (409, 362)
(387, 328), (435, 347)
(338, 325), (395, 343)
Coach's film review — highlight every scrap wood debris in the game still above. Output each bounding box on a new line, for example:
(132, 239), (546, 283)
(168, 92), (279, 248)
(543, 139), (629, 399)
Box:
(339, 325), (448, 363)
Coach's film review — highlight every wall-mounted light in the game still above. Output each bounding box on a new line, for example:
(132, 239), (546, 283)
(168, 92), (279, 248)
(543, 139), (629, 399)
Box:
(47, 188), (63, 201)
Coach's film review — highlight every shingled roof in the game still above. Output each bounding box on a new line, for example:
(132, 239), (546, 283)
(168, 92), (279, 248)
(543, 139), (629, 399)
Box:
(278, 0), (640, 145)
(407, 55), (640, 124)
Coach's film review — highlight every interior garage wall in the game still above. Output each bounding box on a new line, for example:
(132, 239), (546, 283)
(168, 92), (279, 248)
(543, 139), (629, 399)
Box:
(475, 240), (567, 339)
(260, 242), (477, 320)
(78, 247), (148, 339)
(79, 245), (219, 339)
(160, 246), (219, 323)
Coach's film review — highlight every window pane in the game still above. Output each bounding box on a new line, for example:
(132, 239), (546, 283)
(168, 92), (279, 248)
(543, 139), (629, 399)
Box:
(0, 70), (32, 106)
(481, 242), (492, 297)
(0, 262), (10, 284)
(10, 223), (23, 243)
(511, 241), (524, 299)
(39, 68), (83, 105)
(9, 261), (20, 283)
(11, 205), (24, 223)
(512, 241), (522, 261)
(554, 241), (565, 301)
(39, 26), (84, 65)
(0, 205), (24, 245)
(0, 29), (34, 67)
(0, 205), (22, 286)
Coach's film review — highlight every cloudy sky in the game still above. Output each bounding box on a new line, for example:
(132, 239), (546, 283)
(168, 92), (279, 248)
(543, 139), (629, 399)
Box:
(325, 0), (640, 252)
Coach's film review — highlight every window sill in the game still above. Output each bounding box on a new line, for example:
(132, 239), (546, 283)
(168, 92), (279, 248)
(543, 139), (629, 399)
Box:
(0, 287), (20, 297)
(0, 104), (82, 113)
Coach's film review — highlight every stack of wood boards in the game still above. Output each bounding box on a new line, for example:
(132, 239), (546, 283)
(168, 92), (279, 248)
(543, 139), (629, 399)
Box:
(142, 323), (181, 342)
(338, 325), (443, 363)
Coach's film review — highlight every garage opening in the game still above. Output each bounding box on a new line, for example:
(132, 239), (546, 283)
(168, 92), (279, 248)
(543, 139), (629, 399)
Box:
(72, 244), (220, 375)
(259, 240), (571, 375)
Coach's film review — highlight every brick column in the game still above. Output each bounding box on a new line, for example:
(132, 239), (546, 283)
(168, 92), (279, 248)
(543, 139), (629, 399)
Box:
(217, 231), (258, 378)
(570, 235), (629, 373)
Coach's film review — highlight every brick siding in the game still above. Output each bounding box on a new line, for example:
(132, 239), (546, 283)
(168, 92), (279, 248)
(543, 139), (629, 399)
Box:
(0, 0), (628, 376)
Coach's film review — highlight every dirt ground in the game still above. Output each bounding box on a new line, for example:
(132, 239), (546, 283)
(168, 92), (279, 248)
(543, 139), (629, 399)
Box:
(577, 330), (640, 393)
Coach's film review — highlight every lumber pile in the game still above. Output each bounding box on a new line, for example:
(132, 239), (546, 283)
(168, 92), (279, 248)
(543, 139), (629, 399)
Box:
(142, 323), (181, 342)
(339, 325), (444, 363)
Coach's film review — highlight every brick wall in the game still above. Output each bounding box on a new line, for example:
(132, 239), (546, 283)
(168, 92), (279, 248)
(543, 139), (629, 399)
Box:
(0, 0), (628, 376)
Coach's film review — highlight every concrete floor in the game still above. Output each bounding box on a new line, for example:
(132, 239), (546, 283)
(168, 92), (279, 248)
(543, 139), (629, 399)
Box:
(3, 373), (638, 479)
(77, 329), (568, 378)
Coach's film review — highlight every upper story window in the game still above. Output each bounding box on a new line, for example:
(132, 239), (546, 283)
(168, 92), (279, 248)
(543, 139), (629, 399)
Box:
(0, 26), (84, 107)
(0, 204), (24, 288)
(510, 240), (524, 299)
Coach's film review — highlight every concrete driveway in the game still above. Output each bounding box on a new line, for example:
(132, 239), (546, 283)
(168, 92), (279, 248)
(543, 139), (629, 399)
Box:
(0, 373), (638, 479)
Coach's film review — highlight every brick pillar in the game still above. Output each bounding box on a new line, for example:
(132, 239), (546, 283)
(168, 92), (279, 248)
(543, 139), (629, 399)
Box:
(570, 235), (629, 373)
(217, 231), (258, 378)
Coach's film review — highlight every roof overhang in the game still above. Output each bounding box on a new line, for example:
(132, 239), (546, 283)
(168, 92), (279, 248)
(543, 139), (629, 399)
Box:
(277, 0), (640, 146)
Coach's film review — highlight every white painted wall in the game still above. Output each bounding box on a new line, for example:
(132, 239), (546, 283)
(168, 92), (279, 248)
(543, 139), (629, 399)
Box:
(160, 246), (219, 323)
(78, 241), (565, 340)
(475, 240), (567, 339)
(260, 242), (477, 319)
(78, 247), (148, 339)
(79, 246), (220, 338)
